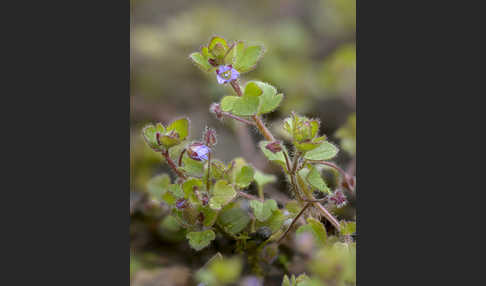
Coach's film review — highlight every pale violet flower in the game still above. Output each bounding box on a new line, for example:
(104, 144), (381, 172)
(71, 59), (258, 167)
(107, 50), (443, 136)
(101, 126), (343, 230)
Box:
(187, 142), (210, 161)
(215, 65), (239, 84)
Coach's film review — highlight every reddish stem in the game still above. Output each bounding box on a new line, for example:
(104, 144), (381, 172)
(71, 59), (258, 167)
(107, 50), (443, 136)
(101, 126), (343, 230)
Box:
(162, 150), (186, 180)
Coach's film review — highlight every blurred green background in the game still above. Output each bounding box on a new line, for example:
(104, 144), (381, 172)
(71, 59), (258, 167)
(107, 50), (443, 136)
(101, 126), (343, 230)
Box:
(130, 0), (355, 285)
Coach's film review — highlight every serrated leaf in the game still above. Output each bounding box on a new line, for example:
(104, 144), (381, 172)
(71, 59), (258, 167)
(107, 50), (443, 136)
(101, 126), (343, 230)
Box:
(146, 174), (170, 200)
(235, 165), (254, 188)
(250, 199), (278, 222)
(301, 165), (330, 193)
(259, 141), (288, 170)
(186, 229), (216, 251)
(296, 217), (327, 246)
(189, 52), (213, 72)
(166, 117), (189, 141)
(233, 42), (264, 73)
(303, 141), (339, 161)
(217, 203), (251, 234)
(209, 180), (236, 210)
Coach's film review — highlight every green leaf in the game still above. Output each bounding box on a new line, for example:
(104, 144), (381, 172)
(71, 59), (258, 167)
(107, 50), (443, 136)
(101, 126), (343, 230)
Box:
(259, 141), (288, 170)
(200, 206), (219, 227)
(233, 41), (265, 73)
(303, 141), (339, 161)
(181, 153), (205, 176)
(285, 201), (303, 217)
(250, 199), (278, 222)
(162, 184), (184, 206)
(282, 275), (291, 286)
(209, 257), (243, 284)
(256, 209), (285, 232)
(217, 203), (251, 235)
(235, 165), (254, 188)
(244, 81), (263, 97)
(300, 165), (330, 194)
(296, 217), (327, 246)
(210, 160), (227, 180)
(182, 178), (204, 203)
(208, 36), (228, 56)
(146, 174), (170, 200)
(340, 221), (356, 235)
(209, 180), (236, 210)
(161, 189), (177, 205)
(220, 96), (239, 112)
(189, 52), (213, 72)
(142, 123), (165, 151)
(186, 229), (216, 251)
(253, 169), (276, 191)
(166, 117), (190, 141)
(252, 81), (283, 115)
(220, 93), (260, 116)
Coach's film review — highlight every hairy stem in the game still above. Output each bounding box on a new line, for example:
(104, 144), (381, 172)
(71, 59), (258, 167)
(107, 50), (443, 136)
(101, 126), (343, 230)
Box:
(238, 191), (262, 202)
(314, 160), (355, 192)
(162, 150), (187, 180)
(221, 111), (256, 125)
(206, 151), (211, 192)
(228, 79), (340, 231)
(277, 202), (311, 243)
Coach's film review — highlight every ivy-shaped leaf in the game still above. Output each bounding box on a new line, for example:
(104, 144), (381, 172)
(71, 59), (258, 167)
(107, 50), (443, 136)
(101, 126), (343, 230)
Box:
(235, 165), (255, 188)
(250, 199), (278, 222)
(142, 123), (165, 151)
(166, 117), (189, 142)
(186, 229), (216, 251)
(209, 180), (236, 210)
(232, 41), (265, 73)
(189, 52), (213, 72)
(252, 81), (283, 115)
(303, 141), (339, 161)
(181, 153), (205, 177)
(217, 203), (251, 235)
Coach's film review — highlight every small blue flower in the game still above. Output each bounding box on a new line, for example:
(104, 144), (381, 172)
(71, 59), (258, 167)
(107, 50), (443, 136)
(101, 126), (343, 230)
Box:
(187, 143), (211, 161)
(215, 65), (239, 84)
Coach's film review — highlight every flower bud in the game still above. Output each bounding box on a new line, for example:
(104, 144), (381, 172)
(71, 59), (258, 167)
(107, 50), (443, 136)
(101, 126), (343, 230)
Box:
(210, 103), (223, 120)
(265, 141), (282, 153)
